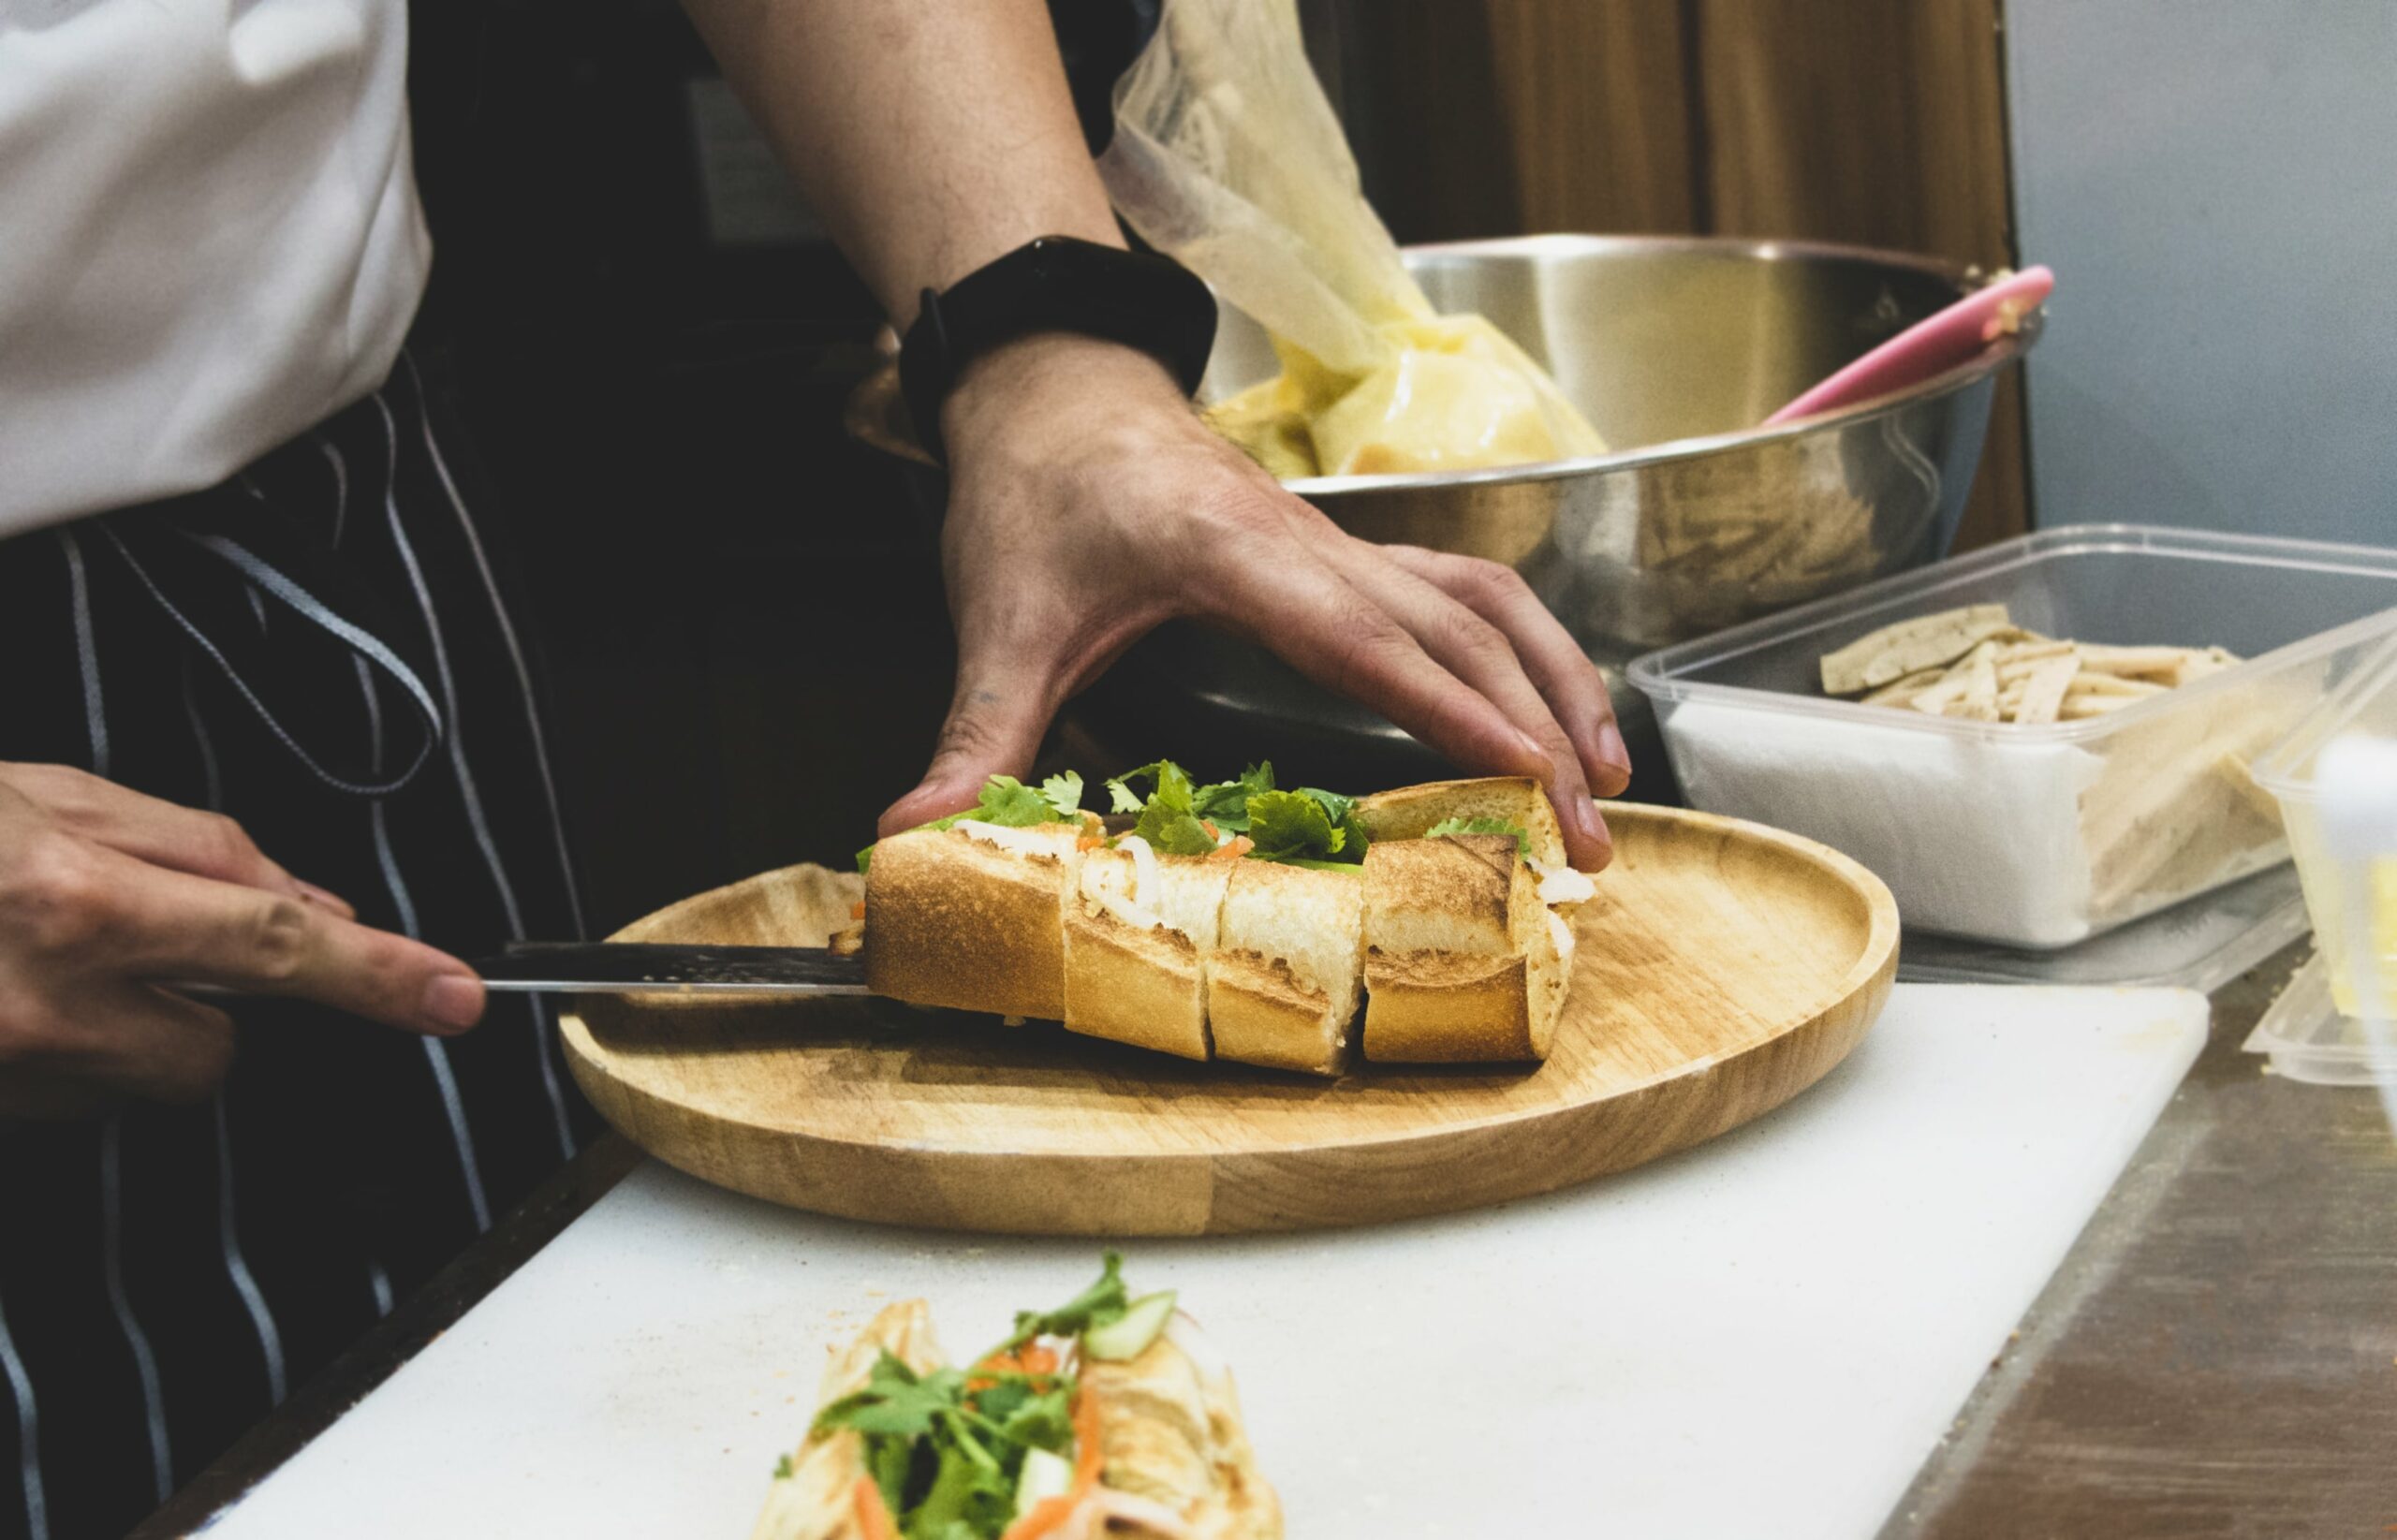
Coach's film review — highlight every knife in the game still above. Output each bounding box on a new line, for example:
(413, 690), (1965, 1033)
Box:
(469, 942), (870, 996)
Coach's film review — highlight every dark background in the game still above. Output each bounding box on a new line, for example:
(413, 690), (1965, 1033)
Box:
(406, 1), (952, 934)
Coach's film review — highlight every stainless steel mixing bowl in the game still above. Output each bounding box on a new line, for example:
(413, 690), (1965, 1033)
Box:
(849, 234), (2038, 791)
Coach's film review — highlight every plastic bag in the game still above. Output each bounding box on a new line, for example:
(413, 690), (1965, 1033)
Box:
(1097, 0), (1605, 477)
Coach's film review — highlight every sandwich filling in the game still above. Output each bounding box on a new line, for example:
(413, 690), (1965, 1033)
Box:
(753, 1254), (1279, 1540)
(862, 764), (1599, 1070)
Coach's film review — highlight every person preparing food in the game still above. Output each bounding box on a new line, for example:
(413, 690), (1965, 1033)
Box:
(0, 3), (1625, 1535)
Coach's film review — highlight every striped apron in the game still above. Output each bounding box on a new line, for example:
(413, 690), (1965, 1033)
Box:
(0, 348), (598, 1540)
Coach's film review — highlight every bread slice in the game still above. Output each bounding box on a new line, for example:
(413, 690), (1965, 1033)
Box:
(1206, 860), (1365, 1077)
(1062, 843), (1234, 1061)
(1354, 776), (1568, 871)
(1355, 775), (1597, 913)
(1360, 832), (1568, 1063)
(862, 821), (1082, 1019)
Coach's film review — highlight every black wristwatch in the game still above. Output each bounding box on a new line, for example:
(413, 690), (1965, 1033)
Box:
(897, 235), (1218, 464)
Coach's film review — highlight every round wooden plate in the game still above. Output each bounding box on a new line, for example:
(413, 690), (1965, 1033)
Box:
(560, 804), (1898, 1236)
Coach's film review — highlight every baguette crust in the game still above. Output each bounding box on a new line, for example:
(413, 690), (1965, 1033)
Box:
(1354, 776), (1568, 871)
(1083, 1323), (1285, 1539)
(1207, 861), (1363, 1077)
(1360, 832), (1564, 1063)
(1063, 848), (1231, 1061)
(1064, 910), (1209, 1060)
(751, 1301), (946, 1540)
(862, 825), (1078, 1019)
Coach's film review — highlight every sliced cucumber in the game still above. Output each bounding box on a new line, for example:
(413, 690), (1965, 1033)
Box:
(1083, 1289), (1178, 1361)
(1013, 1445), (1075, 1519)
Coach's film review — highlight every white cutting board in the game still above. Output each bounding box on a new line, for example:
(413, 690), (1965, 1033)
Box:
(202, 985), (2206, 1540)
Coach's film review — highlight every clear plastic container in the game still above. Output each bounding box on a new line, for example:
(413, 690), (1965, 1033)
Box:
(1627, 524), (2397, 948)
(2251, 635), (2397, 1021)
(2242, 950), (2397, 1086)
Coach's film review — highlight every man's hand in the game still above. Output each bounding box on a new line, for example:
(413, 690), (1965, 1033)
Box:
(0, 763), (487, 1119)
(678, 0), (1626, 866)
(875, 335), (1631, 870)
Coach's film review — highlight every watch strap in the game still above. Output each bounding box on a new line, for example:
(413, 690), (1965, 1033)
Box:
(897, 236), (1217, 464)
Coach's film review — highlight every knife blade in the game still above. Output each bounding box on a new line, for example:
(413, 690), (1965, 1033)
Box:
(470, 942), (869, 996)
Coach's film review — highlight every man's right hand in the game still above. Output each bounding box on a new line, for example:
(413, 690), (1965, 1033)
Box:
(0, 762), (487, 1119)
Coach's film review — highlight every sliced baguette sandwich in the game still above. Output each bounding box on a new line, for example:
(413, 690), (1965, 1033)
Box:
(860, 764), (1597, 1073)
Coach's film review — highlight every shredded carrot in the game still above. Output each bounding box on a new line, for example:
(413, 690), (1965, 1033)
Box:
(1069, 1387), (1103, 1489)
(1209, 835), (1255, 860)
(1005, 1494), (1075, 1540)
(1200, 820), (1219, 839)
(852, 1475), (896, 1540)
(850, 900), (867, 920)
(968, 1343), (1060, 1388)
(999, 1389), (1104, 1540)
(1076, 834), (1104, 852)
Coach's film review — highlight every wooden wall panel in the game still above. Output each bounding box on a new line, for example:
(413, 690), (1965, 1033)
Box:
(1331, 0), (1697, 242)
(1694, 0), (2026, 548)
(1693, 0), (2011, 261)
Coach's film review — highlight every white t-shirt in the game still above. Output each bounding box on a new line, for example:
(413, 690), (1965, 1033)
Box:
(0, 0), (428, 538)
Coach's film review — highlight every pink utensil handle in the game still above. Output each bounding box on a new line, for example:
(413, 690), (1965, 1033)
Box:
(1764, 265), (2053, 426)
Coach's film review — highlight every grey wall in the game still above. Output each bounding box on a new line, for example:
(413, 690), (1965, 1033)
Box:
(2007, 1), (2397, 546)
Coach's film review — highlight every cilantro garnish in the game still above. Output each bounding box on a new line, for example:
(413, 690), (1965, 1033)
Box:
(858, 772), (1085, 873)
(805, 1255), (1128, 1540)
(1104, 762), (1367, 866)
(1245, 787), (1370, 864)
(1426, 815), (1528, 855)
(998, 1250), (1130, 1353)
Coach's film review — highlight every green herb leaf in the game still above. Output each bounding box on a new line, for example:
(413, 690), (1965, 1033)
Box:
(989, 1383), (1075, 1452)
(1190, 762), (1277, 831)
(1243, 789), (1370, 864)
(815, 1355), (972, 1441)
(999, 1251), (1130, 1355)
(906, 1427), (1014, 1540)
(1105, 761), (1194, 815)
(1037, 772), (1084, 821)
(1425, 816), (1529, 855)
(860, 772), (1086, 876)
(864, 1432), (914, 1521)
(1135, 805), (1219, 856)
(1296, 786), (1373, 863)
(772, 1453), (793, 1480)
(928, 775), (1078, 833)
